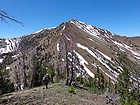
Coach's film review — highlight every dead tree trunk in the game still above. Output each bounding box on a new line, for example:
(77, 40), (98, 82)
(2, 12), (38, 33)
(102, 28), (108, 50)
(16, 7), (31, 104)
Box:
(62, 33), (70, 85)
(69, 50), (75, 85)
(0, 10), (24, 26)
(21, 51), (28, 88)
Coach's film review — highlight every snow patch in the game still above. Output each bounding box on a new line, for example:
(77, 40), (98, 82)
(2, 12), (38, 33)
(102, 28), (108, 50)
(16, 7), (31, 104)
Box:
(62, 25), (65, 30)
(34, 29), (44, 34)
(131, 50), (140, 57)
(34, 27), (56, 34)
(62, 58), (65, 61)
(0, 38), (20, 54)
(92, 63), (117, 83)
(0, 59), (3, 63)
(57, 43), (60, 51)
(6, 67), (10, 70)
(12, 54), (20, 59)
(20, 84), (24, 91)
(95, 49), (112, 61)
(77, 43), (96, 58)
(88, 38), (96, 43)
(77, 43), (119, 80)
(113, 40), (140, 59)
(47, 26), (56, 30)
(68, 52), (72, 55)
(113, 41), (124, 48)
(134, 56), (140, 60)
(66, 36), (71, 41)
(74, 50), (94, 78)
(70, 20), (100, 38)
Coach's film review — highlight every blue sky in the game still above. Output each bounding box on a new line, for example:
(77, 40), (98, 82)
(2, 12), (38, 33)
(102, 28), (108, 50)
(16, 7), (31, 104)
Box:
(0, 0), (140, 38)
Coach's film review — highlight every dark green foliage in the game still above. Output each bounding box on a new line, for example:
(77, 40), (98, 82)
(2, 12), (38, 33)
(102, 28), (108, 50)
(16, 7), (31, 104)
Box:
(19, 30), (50, 50)
(93, 67), (106, 92)
(68, 86), (75, 94)
(31, 52), (56, 87)
(45, 52), (52, 63)
(31, 56), (47, 87)
(105, 51), (140, 105)
(117, 67), (131, 95)
(116, 66), (140, 105)
(87, 76), (94, 87)
(2, 52), (14, 66)
(76, 76), (84, 84)
(117, 51), (139, 73)
(54, 69), (62, 83)
(47, 66), (55, 83)
(81, 67), (107, 94)
(0, 64), (14, 95)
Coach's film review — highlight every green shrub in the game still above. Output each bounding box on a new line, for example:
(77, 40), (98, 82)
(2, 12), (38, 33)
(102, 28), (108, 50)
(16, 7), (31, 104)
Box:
(0, 64), (15, 95)
(54, 74), (61, 83)
(76, 76), (84, 84)
(47, 66), (55, 83)
(133, 100), (139, 105)
(68, 86), (75, 94)
(54, 69), (62, 83)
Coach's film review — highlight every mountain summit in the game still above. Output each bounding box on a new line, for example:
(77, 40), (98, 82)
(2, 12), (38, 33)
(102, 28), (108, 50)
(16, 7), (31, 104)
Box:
(0, 19), (140, 88)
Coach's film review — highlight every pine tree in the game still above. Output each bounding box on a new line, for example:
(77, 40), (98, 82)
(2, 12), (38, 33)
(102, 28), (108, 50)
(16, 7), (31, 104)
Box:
(0, 64), (14, 95)
(117, 66), (135, 104)
(117, 66), (131, 96)
(95, 67), (105, 90)
(31, 56), (47, 87)
(47, 66), (55, 83)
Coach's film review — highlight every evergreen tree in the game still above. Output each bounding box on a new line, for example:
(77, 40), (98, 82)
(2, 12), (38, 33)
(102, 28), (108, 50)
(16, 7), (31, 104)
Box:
(31, 56), (47, 87)
(76, 76), (84, 84)
(0, 64), (14, 95)
(116, 66), (139, 104)
(47, 66), (55, 83)
(54, 69), (62, 83)
(117, 66), (131, 96)
(100, 72), (105, 90)
(84, 67), (106, 93)
(94, 67), (105, 91)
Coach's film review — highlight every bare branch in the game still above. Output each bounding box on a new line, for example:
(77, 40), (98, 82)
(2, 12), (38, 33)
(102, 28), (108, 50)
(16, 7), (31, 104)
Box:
(0, 10), (24, 26)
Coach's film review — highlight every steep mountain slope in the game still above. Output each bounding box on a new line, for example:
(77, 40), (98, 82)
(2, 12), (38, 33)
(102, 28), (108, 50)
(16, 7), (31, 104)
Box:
(0, 38), (20, 54)
(0, 38), (20, 63)
(0, 19), (140, 88)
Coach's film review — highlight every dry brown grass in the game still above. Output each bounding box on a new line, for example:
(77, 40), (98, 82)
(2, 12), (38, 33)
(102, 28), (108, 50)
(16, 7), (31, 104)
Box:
(0, 83), (110, 105)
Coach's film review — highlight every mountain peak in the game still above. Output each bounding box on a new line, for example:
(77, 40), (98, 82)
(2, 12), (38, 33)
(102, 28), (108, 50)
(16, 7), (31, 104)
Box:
(69, 19), (85, 24)
(1, 19), (140, 93)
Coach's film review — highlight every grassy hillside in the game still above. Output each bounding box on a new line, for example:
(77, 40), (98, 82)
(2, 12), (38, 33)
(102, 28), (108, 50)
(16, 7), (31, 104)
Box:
(0, 83), (109, 105)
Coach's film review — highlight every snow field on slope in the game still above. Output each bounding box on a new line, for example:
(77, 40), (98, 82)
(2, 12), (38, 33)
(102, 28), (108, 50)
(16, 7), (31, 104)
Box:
(77, 43), (120, 79)
(73, 50), (94, 78)
(0, 59), (3, 63)
(57, 43), (60, 51)
(70, 20), (100, 39)
(34, 27), (56, 34)
(95, 49), (111, 61)
(0, 39), (20, 54)
(92, 63), (117, 83)
(113, 40), (140, 59)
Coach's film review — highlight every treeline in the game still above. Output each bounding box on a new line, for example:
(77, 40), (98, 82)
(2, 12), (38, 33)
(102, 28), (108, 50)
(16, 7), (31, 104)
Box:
(77, 66), (140, 105)
(115, 67), (140, 105)
(1, 53), (140, 105)
(77, 67), (108, 94)
(30, 55), (61, 87)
